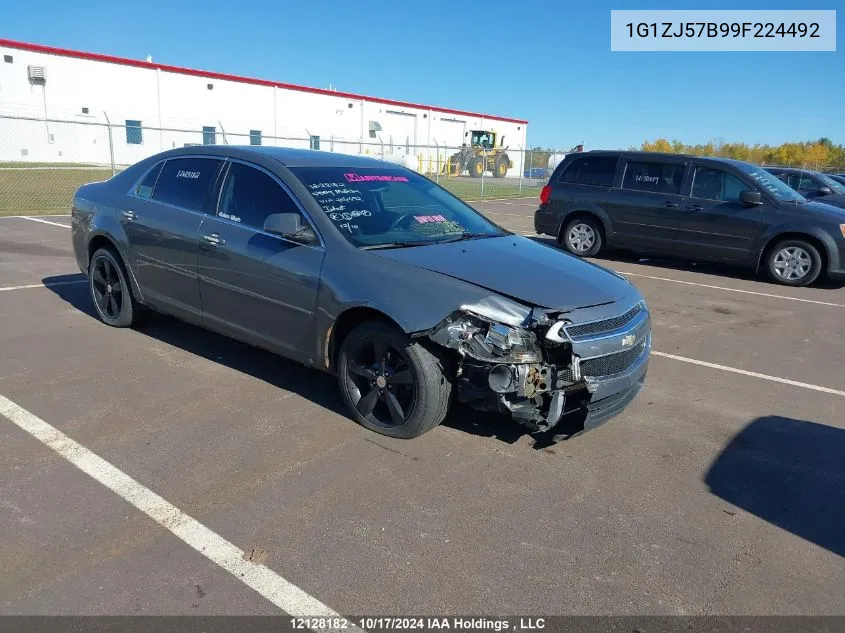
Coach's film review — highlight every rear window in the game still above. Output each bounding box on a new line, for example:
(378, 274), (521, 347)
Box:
(289, 166), (504, 248)
(152, 158), (224, 212)
(135, 162), (163, 199)
(558, 156), (618, 187)
(622, 161), (685, 195)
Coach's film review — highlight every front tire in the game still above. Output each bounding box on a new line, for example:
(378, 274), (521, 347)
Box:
(468, 157), (484, 178)
(89, 247), (138, 327)
(560, 216), (603, 257)
(338, 322), (452, 439)
(765, 239), (822, 286)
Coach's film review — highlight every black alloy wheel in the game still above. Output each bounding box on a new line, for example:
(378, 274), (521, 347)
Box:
(345, 337), (417, 429)
(337, 322), (452, 438)
(89, 247), (137, 327)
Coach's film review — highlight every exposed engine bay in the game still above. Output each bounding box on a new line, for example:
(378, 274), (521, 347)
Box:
(421, 296), (604, 436)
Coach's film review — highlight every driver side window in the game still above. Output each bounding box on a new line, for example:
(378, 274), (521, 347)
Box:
(691, 166), (749, 202)
(218, 162), (303, 231)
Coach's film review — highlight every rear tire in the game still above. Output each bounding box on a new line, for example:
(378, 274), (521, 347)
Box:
(337, 322), (452, 439)
(88, 247), (140, 327)
(560, 216), (603, 257)
(765, 239), (822, 286)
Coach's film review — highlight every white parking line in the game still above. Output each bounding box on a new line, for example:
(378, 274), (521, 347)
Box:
(618, 271), (845, 308)
(0, 394), (356, 627)
(483, 211), (534, 218)
(476, 201), (538, 207)
(0, 279), (87, 292)
(467, 195), (538, 203)
(16, 216), (71, 229)
(652, 351), (845, 397)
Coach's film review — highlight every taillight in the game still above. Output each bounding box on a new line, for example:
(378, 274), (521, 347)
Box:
(539, 185), (551, 206)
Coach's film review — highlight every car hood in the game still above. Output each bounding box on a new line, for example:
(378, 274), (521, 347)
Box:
(802, 199), (845, 218)
(812, 194), (845, 209)
(369, 235), (634, 311)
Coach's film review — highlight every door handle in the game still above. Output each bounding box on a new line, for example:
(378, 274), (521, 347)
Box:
(664, 201), (680, 208)
(686, 204), (704, 212)
(201, 233), (225, 246)
(121, 210), (137, 222)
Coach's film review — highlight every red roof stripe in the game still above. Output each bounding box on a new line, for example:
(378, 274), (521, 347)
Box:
(0, 39), (529, 125)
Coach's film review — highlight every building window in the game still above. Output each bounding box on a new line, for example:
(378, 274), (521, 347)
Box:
(203, 126), (217, 145)
(3, 55), (13, 64)
(81, 107), (89, 114)
(207, 83), (213, 90)
(249, 130), (262, 146)
(125, 120), (143, 145)
(309, 135), (320, 150)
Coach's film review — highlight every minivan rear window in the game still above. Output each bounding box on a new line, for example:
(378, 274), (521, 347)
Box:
(152, 157), (224, 212)
(558, 156), (618, 187)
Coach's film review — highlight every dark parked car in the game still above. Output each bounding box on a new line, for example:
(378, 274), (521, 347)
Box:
(534, 151), (845, 286)
(765, 167), (845, 210)
(71, 147), (651, 441)
(827, 174), (845, 187)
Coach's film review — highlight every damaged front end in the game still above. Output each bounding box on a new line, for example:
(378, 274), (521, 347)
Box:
(423, 296), (601, 436)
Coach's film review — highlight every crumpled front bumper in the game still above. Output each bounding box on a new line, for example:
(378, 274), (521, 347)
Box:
(453, 302), (651, 438)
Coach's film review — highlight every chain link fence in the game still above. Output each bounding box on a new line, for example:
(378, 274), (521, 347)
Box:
(4, 113), (841, 217)
(0, 113), (562, 216)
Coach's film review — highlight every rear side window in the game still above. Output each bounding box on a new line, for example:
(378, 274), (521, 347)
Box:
(135, 162), (163, 199)
(217, 162), (303, 230)
(558, 156), (618, 187)
(622, 161), (685, 195)
(691, 166), (749, 202)
(152, 158), (224, 212)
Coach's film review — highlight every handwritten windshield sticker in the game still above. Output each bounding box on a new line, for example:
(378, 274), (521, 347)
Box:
(414, 215), (447, 223)
(344, 173), (409, 183)
(177, 170), (201, 179)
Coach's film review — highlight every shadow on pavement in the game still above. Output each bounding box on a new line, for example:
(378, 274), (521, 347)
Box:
(705, 416), (845, 557)
(43, 275), (560, 448)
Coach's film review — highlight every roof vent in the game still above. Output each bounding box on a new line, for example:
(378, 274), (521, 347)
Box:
(27, 65), (46, 84)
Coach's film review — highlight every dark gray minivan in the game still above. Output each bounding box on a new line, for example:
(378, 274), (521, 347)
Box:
(534, 151), (845, 286)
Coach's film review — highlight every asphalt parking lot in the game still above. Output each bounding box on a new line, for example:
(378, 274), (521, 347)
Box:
(0, 201), (843, 617)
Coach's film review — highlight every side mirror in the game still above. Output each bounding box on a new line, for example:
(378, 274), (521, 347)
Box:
(740, 190), (763, 206)
(817, 186), (832, 196)
(263, 213), (318, 245)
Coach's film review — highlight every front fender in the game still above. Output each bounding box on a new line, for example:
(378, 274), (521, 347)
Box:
(755, 224), (840, 273)
(314, 247), (530, 369)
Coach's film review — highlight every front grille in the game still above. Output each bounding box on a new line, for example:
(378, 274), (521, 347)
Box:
(581, 339), (647, 377)
(565, 303), (641, 338)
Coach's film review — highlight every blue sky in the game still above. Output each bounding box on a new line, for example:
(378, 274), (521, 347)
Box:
(3, 0), (843, 149)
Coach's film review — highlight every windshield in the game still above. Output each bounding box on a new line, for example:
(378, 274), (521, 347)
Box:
(816, 172), (845, 194)
(736, 164), (805, 202)
(470, 131), (494, 149)
(290, 166), (507, 248)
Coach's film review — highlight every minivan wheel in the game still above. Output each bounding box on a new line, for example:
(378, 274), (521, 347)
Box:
(765, 239), (822, 287)
(561, 217), (603, 257)
(338, 322), (452, 439)
(89, 247), (137, 327)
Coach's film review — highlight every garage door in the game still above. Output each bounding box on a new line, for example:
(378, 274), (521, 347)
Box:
(384, 111), (417, 155)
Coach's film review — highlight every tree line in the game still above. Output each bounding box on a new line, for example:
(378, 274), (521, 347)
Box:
(637, 138), (845, 172)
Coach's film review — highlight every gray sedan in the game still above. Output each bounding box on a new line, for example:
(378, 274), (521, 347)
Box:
(71, 147), (650, 441)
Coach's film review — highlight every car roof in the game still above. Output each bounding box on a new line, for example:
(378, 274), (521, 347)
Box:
(763, 166), (810, 175)
(149, 145), (393, 169)
(577, 150), (765, 169)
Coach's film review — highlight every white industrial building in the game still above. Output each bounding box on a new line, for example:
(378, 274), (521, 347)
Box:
(0, 39), (529, 176)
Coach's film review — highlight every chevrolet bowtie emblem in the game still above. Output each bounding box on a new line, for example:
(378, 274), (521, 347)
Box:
(621, 334), (636, 347)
